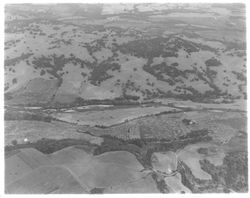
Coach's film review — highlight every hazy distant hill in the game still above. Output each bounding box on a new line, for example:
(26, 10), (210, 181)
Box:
(4, 3), (246, 106)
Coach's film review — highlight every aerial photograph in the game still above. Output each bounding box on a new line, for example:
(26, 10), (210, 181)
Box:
(4, 3), (247, 194)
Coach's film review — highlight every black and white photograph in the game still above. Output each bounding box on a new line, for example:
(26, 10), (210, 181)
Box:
(2, 1), (248, 194)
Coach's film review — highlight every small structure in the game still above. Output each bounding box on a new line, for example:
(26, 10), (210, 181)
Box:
(182, 118), (197, 125)
(124, 124), (141, 140)
(23, 138), (29, 143)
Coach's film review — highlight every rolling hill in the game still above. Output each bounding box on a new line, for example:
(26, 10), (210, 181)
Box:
(4, 3), (246, 106)
(4, 4), (247, 193)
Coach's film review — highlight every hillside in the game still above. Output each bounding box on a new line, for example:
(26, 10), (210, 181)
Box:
(4, 3), (246, 106)
(4, 3), (247, 194)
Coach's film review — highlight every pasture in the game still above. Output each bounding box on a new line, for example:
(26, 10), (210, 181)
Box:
(52, 105), (179, 127)
(5, 147), (159, 193)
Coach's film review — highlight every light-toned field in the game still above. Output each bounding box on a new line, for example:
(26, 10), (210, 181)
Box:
(104, 174), (158, 193)
(157, 99), (247, 112)
(5, 151), (33, 185)
(5, 120), (103, 146)
(6, 166), (86, 194)
(52, 105), (179, 127)
(5, 147), (159, 194)
(177, 142), (226, 180)
(52, 149), (156, 192)
(164, 173), (191, 193)
(5, 148), (53, 185)
(151, 151), (177, 174)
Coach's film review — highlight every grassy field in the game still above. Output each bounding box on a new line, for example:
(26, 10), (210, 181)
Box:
(164, 173), (191, 193)
(151, 151), (177, 174)
(5, 146), (159, 193)
(5, 120), (103, 146)
(52, 105), (179, 127)
(5, 106), (247, 193)
(6, 166), (86, 193)
(177, 142), (225, 180)
(156, 99), (247, 111)
(77, 108), (246, 144)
